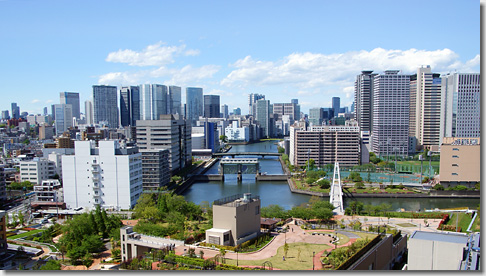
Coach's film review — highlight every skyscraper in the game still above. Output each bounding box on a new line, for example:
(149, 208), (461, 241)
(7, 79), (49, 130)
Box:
(11, 103), (20, 119)
(233, 107), (241, 116)
(409, 66), (442, 149)
(1, 110), (10, 120)
(140, 84), (167, 120)
(168, 86), (182, 115)
(186, 87), (203, 126)
(255, 99), (272, 138)
(309, 107), (323, 126)
(85, 100), (94, 125)
(204, 95), (220, 118)
(371, 70), (410, 157)
(248, 93), (265, 116)
(332, 97), (341, 118)
(93, 85), (118, 128)
(52, 104), (73, 135)
(120, 86), (140, 127)
(291, 99), (298, 104)
(354, 71), (377, 132)
(60, 92), (80, 119)
(441, 73), (480, 139)
(273, 102), (300, 122)
(43, 107), (48, 116)
(221, 104), (229, 119)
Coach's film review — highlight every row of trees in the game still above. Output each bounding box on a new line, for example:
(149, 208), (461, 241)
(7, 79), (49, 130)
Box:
(261, 197), (335, 221)
(344, 201), (392, 216)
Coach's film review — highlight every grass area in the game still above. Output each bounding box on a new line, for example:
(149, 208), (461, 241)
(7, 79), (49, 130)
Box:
(396, 223), (416, 227)
(343, 187), (418, 194)
(334, 233), (349, 246)
(445, 213), (477, 232)
(7, 229), (44, 240)
(353, 232), (378, 240)
(397, 160), (440, 166)
(225, 242), (331, 270)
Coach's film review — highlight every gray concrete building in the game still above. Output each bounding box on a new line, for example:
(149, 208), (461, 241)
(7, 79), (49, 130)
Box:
(354, 70), (377, 132)
(135, 114), (191, 173)
(140, 149), (170, 192)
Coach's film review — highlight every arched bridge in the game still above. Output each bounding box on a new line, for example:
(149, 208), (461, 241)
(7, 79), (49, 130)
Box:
(213, 152), (281, 158)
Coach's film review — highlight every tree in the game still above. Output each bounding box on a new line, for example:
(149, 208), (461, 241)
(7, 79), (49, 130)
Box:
(354, 182), (365, 189)
(83, 253), (93, 269)
(317, 179), (331, 189)
(219, 135), (228, 143)
(433, 184), (444, 190)
(40, 259), (61, 270)
(305, 159), (315, 170)
(261, 204), (289, 219)
(219, 248), (226, 264)
(278, 146), (285, 154)
(475, 182), (480, 191)
(111, 248), (121, 260)
(283, 242), (289, 259)
(199, 250), (205, 259)
(17, 211), (25, 226)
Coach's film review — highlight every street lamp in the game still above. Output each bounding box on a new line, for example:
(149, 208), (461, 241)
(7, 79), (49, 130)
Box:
(419, 154), (423, 184)
(236, 248), (239, 266)
(428, 151), (432, 178)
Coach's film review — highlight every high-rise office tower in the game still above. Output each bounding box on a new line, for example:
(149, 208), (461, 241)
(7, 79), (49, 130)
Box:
(120, 86), (140, 127)
(139, 84), (167, 120)
(11, 103), (20, 119)
(309, 107), (323, 126)
(168, 86), (182, 115)
(248, 93), (265, 116)
(43, 107), (48, 116)
(186, 87), (203, 126)
(136, 114), (192, 173)
(204, 95), (220, 118)
(409, 66), (442, 149)
(1, 110), (9, 120)
(85, 100), (94, 125)
(93, 85), (118, 128)
(441, 73), (480, 139)
(273, 102), (300, 122)
(60, 92), (80, 119)
(291, 99), (298, 105)
(354, 71), (377, 132)
(233, 107), (241, 116)
(255, 99), (272, 138)
(332, 97), (340, 118)
(371, 70), (410, 157)
(52, 104), (73, 135)
(221, 104), (229, 119)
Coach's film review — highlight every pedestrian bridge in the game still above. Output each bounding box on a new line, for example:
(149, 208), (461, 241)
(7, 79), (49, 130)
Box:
(213, 152), (281, 158)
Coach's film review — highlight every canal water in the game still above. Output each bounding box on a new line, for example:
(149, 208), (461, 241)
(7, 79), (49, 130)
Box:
(182, 141), (480, 211)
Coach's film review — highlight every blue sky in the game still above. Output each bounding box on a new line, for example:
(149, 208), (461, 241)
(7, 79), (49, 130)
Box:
(0, 0), (480, 116)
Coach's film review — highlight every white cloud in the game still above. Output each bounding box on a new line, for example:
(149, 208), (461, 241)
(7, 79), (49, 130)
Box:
(31, 99), (40, 103)
(221, 48), (480, 89)
(45, 100), (53, 104)
(105, 42), (200, 67)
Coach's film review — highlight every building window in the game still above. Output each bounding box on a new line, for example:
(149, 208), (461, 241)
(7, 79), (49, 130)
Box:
(255, 206), (260, 215)
(452, 155), (459, 158)
(452, 148), (459, 151)
(452, 173), (458, 176)
(224, 233), (230, 242)
(452, 164), (458, 167)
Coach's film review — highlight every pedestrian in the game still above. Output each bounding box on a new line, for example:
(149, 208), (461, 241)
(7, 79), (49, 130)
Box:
(283, 256), (285, 261)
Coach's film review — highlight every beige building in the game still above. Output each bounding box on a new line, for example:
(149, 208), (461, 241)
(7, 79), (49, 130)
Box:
(289, 121), (361, 167)
(439, 137), (480, 188)
(407, 231), (471, 270)
(205, 193), (261, 246)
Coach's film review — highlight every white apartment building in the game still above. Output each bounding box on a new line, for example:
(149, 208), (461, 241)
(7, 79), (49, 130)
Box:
(225, 121), (250, 142)
(20, 158), (55, 185)
(62, 140), (143, 211)
(32, 179), (63, 205)
(371, 70), (410, 157)
(441, 73), (480, 140)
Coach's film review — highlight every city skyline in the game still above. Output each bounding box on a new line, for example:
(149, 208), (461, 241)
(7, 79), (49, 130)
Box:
(0, 0), (480, 115)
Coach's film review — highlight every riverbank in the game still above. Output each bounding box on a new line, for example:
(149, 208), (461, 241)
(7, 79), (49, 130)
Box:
(286, 178), (480, 199)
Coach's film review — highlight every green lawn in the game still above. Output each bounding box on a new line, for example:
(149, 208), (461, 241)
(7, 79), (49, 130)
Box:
(396, 223), (416, 228)
(7, 229), (44, 240)
(225, 242), (331, 270)
(446, 213), (477, 232)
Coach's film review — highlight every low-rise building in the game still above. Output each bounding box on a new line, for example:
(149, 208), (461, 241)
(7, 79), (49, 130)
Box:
(206, 193), (260, 246)
(31, 179), (64, 210)
(225, 121), (250, 143)
(439, 137), (480, 188)
(19, 158), (55, 185)
(0, 211), (6, 258)
(407, 231), (479, 270)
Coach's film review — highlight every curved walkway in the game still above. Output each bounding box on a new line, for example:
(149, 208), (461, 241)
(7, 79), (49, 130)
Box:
(175, 221), (361, 270)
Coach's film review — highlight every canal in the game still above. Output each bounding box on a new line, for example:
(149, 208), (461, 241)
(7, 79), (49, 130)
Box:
(182, 141), (480, 211)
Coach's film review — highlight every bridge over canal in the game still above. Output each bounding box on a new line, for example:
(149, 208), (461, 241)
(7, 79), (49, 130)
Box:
(213, 152), (281, 158)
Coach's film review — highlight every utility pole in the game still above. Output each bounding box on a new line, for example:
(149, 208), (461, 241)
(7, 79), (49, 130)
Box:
(428, 151), (432, 178)
(419, 155), (423, 184)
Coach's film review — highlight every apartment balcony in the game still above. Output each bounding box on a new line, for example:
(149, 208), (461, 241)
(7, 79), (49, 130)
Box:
(93, 193), (101, 198)
(92, 175), (100, 181)
(91, 167), (100, 173)
(91, 162), (100, 167)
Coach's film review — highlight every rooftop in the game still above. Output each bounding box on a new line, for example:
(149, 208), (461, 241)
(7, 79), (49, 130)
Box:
(410, 231), (469, 244)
